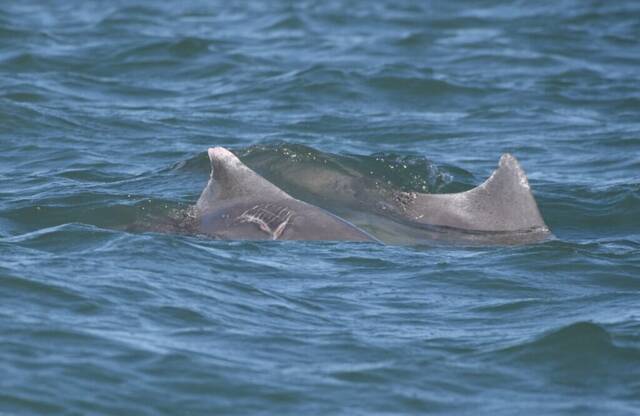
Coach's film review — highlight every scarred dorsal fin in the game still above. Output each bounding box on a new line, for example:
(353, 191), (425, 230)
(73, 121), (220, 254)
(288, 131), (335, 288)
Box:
(196, 147), (290, 213)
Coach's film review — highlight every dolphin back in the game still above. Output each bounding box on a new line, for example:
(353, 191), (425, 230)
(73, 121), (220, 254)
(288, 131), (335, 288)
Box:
(196, 147), (289, 213)
(407, 154), (549, 233)
(195, 147), (378, 242)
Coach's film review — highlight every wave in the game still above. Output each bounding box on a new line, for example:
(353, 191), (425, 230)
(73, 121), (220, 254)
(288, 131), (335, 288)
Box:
(493, 322), (640, 375)
(542, 182), (640, 236)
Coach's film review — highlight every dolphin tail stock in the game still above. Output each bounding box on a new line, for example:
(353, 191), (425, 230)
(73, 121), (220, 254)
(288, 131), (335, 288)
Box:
(407, 153), (550, 234)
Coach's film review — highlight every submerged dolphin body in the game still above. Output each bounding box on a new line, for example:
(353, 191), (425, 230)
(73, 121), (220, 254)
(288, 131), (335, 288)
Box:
(195, 147), (377, 241)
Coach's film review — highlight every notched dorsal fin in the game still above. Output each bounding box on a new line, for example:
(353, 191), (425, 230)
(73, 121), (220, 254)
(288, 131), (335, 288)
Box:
(196, 147), (290, 212)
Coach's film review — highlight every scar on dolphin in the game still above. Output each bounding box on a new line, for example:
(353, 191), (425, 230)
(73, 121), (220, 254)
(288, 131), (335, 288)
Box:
(236, 203), (294, 240)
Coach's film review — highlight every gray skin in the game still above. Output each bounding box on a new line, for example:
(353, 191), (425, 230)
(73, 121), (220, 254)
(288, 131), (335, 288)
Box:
(243, 151), (551, 244)
(383, 153), (551, 244)
(395, 154), (548, 231)
(195, 147), (377, 242)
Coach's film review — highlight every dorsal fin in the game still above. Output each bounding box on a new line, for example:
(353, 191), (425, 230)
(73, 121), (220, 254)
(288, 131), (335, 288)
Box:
(466, 153), (547, 230)
(410, 154), (548, 232)
(196, 147), (290, 212)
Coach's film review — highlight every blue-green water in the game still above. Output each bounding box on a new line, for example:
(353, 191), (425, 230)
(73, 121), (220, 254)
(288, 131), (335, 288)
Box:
(1, 1), (640, 414)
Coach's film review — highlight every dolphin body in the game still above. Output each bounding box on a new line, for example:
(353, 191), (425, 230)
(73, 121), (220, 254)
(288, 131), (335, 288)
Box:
(195, 147), (377, 241)
(393, 154), (547, 231)
(239, 146), (550, 244)
(372, 153), (551, 244)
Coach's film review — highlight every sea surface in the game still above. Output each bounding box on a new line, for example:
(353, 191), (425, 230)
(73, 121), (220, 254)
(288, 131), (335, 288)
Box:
(1, 0), (639, 414)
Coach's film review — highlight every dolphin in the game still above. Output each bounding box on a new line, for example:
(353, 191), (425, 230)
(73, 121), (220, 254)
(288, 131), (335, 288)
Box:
(376, 153), (551, 244)
(391, 154), (548, 232)
(239, 147), (551, 244)
(194, 147), (378, 242)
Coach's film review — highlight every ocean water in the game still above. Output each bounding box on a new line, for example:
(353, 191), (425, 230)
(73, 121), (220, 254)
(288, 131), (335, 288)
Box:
(1, 0), (639, 414)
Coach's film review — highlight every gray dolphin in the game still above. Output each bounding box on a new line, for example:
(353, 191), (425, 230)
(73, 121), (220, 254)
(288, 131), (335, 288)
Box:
(380, 153), (551, 244)
(393, 154), (548, 232)
(195, 147), (378, 242)
(239, 147), (550, 244)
